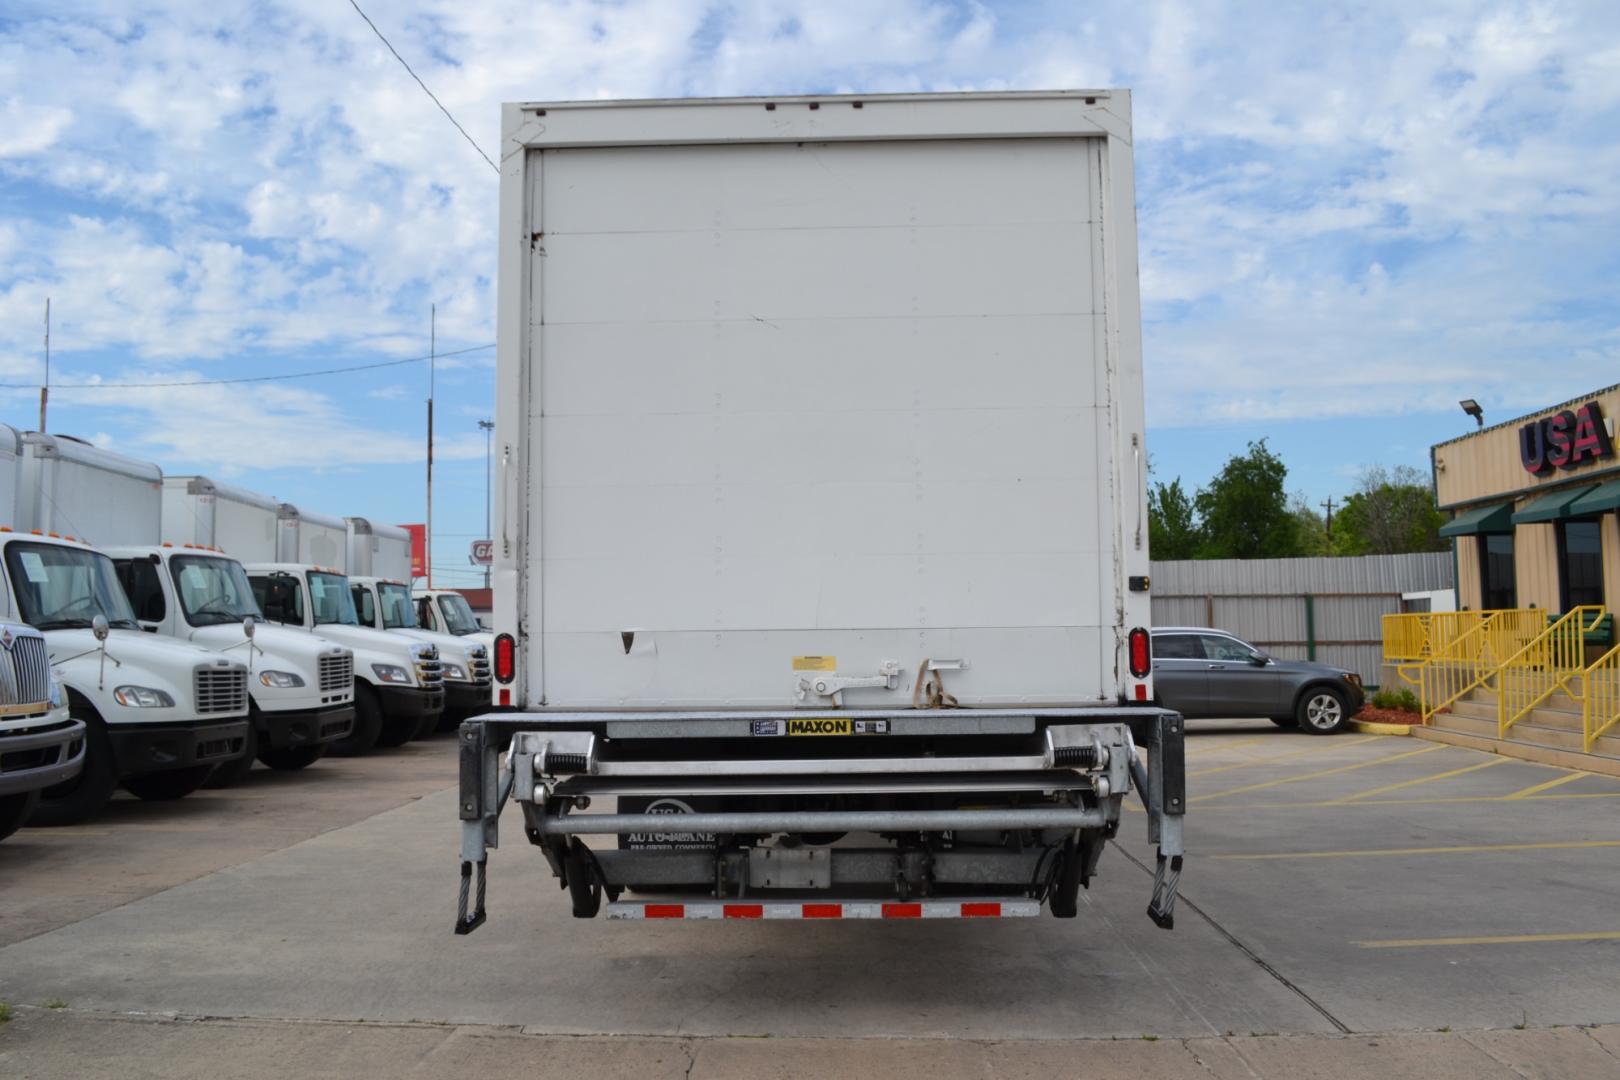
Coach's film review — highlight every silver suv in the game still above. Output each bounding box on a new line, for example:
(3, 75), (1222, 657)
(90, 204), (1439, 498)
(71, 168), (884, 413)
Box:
(1151, 627), (1364, 735)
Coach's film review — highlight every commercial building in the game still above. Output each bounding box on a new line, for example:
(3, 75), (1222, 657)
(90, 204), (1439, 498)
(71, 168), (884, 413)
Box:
(1434, 384), (1620, 613)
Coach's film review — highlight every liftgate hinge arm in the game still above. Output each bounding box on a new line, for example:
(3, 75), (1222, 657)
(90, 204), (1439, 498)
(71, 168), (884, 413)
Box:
(455, 722), (511, 935)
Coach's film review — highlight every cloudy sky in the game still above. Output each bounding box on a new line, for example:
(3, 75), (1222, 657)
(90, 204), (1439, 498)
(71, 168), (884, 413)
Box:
(1, 1), (1617, 582)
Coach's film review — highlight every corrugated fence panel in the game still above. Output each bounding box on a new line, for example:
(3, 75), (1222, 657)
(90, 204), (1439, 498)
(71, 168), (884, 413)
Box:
(1149, 553), (1453, 684)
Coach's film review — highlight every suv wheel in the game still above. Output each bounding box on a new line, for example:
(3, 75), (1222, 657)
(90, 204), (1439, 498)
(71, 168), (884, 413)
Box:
(1297, 687), (1349, 735)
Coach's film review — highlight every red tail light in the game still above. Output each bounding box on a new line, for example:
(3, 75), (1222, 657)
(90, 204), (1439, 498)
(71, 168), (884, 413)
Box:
(494, 633), (515, 684)
(1128, 627), (1151, 679)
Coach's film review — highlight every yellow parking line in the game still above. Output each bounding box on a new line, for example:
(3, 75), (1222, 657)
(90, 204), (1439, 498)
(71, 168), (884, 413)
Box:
(1189, 735), (1384, 778)
(1146, 790), (1620, 812)
(1357, 931), (1620, 949)
(1328, 757), (1506, 804)
(1504, 771), (1590, 799)
(1213, 838), (1620, 861)
(1186, 736), (1272, 758)
(1191, 744), (1444, 803)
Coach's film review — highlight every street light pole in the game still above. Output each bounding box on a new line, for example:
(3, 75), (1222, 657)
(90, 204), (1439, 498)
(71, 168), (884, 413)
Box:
(479, 418), (494, 590)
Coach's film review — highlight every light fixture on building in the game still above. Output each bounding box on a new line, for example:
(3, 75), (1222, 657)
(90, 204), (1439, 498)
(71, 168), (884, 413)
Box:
(1459, 399), (1484, 428)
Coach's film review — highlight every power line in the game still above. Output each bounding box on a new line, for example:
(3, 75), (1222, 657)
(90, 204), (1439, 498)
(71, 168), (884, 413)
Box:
(346, 0), (499, 175)
(0, 344), (494, 392)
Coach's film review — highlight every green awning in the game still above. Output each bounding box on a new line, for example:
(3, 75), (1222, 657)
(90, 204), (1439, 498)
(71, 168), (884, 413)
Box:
(1569, 479), (1620, 517)
(1438, 501), (1515, 537)
(1512, 485), (1599, 525)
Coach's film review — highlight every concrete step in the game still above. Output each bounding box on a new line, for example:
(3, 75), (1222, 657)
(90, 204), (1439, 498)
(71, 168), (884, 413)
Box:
(1412, 726), (1620, 778)
(1444, 699), (1584, 732)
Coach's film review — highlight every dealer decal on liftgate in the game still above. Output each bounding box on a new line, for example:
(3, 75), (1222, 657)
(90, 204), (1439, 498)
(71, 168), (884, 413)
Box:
(1519, 400), (1614, 476)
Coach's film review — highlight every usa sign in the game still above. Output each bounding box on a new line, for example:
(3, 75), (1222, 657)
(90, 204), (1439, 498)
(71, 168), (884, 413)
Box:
(1519, 401), (1614, 476)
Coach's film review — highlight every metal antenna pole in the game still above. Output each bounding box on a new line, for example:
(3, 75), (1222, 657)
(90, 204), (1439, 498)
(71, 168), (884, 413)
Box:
(427, 304), (435, 589)
(478, 418), (494, 590)
(39, 298), (49, 432)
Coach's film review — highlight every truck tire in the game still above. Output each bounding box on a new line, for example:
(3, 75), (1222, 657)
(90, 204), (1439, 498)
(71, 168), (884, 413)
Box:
(1048, 837), (1084, 918)
(412, 705), (442, 741)
(0, 791), (39, 843)
(203, 719), (258, 789)
(29, 709), (118, 827)
(565, 838), (603, 918)
(123, 765), (216, 801)
(1296, 686), (1350, 735)
(259, 745), (324, 771)
(330, 685), (383, 756)
(373, 708), (419, 748)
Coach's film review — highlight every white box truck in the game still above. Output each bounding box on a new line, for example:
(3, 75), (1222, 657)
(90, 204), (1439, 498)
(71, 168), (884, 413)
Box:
(345, 517), (413, 584)
(456, 91), (1184, 930)
(413, 588), (492, 649)
(8, 436), (250, 822)
(348, 575), (489, 732)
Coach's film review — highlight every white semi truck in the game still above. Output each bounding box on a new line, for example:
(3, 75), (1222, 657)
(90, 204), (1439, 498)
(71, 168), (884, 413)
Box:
(9, 434), (251, 823)
(413, 589), (492, 651)
(455, 91), (1184, 931)
(348, 576), (489, 732)
(160, 485), (446, 752)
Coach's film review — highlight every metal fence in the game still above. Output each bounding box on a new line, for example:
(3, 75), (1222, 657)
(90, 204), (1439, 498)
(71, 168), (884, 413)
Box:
(1149, 553), (1454, 685)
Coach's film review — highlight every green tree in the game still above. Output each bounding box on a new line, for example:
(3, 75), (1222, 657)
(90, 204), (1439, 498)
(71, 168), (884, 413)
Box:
(1195, 440), (1301, 558)
(1148, 478), (1203, 559)
(1290, 494), (1335, 556)
(1332, 465), (1446, 555)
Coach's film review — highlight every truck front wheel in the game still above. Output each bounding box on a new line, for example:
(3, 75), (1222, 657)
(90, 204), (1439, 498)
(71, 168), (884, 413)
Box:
(259, 745), (324, 770)
(329, 685), (383, 756)
(0, 791), (39, 842)
(29, 709), (118, 827)
(123, 765), (216, 801)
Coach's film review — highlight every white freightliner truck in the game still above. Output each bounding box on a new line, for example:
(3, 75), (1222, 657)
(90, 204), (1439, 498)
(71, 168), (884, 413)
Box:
(414, 589), (493, 650)
(455, 91), (1184, 930)
(165, 489), (445, 751)
(346, 517), (490, 731)
(9, 435), (250, 822)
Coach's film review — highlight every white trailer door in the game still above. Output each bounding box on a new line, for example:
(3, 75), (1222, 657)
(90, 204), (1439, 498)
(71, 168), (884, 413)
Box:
(531, 137), (1116, 707)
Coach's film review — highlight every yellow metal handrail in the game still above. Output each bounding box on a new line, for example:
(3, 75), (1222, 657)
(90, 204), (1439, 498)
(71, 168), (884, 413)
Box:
(1382, 613), (1430, 662)
(1498, 606), (1606, 737)
(1397, 609), (1545, 723)
(1584, 644), (1620, 752)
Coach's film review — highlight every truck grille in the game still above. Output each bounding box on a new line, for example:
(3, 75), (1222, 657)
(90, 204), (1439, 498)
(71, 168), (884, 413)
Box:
(318, 653), (353, 694)
(0, 632), (51, 708)
(195, 666), (248, 714)
(469, 646), (491, 686)
(413, 646), (443, 689)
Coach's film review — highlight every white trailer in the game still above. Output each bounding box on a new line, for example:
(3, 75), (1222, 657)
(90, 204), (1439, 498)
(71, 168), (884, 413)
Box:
(162, 475), (283, 556)
(277, 505), (348, 570)
(457, 91), (1184, 930)
(345, 518), (413, 583)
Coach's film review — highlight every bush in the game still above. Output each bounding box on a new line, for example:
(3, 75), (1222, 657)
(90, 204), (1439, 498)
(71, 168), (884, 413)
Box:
(1371, 687), (1421, 713)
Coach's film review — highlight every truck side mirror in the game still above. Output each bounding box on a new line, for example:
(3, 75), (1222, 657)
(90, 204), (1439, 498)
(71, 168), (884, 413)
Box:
(243, 615), (256, 639)
(92, 614), (109, 641)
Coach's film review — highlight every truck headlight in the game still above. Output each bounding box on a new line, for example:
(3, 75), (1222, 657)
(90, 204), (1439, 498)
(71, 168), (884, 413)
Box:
(114, 686), (175, 708)
(258, 670), (305, 689)
(371, 664), (412, 685)
(48, 675), (63, 709)
(441, 663), (467, 681)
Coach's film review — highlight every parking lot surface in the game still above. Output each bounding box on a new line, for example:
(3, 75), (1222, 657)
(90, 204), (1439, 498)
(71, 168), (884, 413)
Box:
(5, 720), (1620, 1077)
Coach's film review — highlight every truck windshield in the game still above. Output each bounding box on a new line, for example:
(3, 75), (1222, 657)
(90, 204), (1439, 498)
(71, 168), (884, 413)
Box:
(172, 555), (261, 627)
(4, 542), (141, 631)
(437, 593), (482, 635)
(308, 572), (358, 625)
(378, 583), (418, 629)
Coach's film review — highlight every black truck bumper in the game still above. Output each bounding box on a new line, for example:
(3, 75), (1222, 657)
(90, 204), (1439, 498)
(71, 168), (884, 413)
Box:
(445, 680), (493, 718)
(257, 704), (356, 750)
(377, 685), (444, 722)
(109, 718), (251, 775)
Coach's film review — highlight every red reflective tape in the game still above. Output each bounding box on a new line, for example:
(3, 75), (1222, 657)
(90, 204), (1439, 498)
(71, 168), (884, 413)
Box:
(882, 903), (922, 919)
(645, 904), (685, 919)
(723, 904), (763, 919)
(1135, 683), (1148, 701)
(802, 903), (843, 919)
(961, 902), (1001, 918)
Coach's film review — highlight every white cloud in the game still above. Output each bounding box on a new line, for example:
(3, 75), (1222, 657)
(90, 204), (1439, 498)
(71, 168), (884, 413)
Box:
(0, 98), (70, 157)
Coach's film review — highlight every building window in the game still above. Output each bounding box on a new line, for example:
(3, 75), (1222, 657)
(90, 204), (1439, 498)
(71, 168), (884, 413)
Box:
(1558, 520), (1604, 610)
(1478, 534), (1517, 610)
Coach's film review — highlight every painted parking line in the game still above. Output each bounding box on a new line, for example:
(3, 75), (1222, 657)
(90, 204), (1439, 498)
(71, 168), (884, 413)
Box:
(1213, 838), (1620, 861)
(1327, 757), (1507, 804)
(1357, 930), (1620, 949)
(1191, 744), (1445, 803)
(1504, 771), (1591, 799)
(1137, 790), (1620, 812)
(1185, 735), (1273, 758)
(1188, 734), (1385, 779)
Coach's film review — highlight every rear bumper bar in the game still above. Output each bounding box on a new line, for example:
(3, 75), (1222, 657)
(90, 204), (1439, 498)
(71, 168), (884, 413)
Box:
(534, 806), (1107, 836)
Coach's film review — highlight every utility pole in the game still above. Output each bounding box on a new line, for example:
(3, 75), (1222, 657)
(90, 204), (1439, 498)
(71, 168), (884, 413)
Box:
(426, 305), (435, 589)
(1320, 495), (1337, 535)
(39, 298), (49, 432)
(479, 418), (494, 590)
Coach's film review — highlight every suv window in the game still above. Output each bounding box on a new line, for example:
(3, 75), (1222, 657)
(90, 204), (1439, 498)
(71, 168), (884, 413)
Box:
(1200, 634), (1259, 662)
(114, 558), (166, 623)
(1153, 634), (1202, 660)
